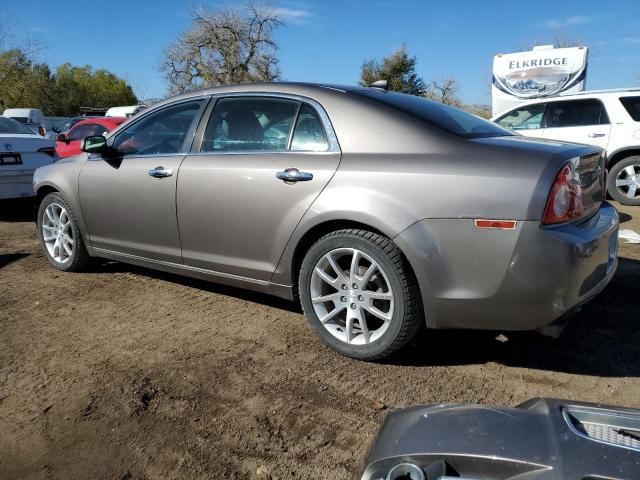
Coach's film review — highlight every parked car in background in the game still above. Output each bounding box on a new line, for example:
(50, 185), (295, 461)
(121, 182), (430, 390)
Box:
(105, 105), (144, 117)
(55, 117), (126, 159)
(493, 89), (640, 205)
(0, 117), (56, 200)
(360, 398), (640, 480)
(44, 117), (71, 140)
(33, 83), (617, 360)
(57, 116), (102, 136)
(3, 108), (46, 136)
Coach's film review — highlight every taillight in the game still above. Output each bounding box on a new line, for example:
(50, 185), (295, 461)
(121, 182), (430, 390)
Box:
(542, 163), (584, 224)
(38, 147), (59, 161)
(38, 125), (46, 136)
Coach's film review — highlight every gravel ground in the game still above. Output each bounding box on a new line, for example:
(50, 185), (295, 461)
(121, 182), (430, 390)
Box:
(1, 199), (639, 480)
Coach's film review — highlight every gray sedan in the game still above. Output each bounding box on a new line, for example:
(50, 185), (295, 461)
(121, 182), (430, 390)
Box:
(33, 83), (619, 360)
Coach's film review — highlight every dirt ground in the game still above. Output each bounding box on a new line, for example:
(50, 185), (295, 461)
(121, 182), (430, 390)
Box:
(1, 199), (639, 480)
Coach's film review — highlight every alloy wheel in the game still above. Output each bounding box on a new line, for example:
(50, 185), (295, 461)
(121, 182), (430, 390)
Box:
(615, 164), (640, 200)
(42, 203), (74, 264)
(310, 248), (394, 345)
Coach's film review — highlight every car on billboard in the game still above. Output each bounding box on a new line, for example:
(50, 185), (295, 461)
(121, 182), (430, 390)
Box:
(493, 89), (640, 205)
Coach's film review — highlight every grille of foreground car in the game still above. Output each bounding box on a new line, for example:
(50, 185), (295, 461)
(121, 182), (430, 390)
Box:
(564, 406), (640, 451)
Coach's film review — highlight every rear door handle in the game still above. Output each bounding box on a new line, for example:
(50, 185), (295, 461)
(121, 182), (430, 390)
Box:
(276, 168), (313, 183)
(588, 133), (606, 138)
(148, 166), (173, 178)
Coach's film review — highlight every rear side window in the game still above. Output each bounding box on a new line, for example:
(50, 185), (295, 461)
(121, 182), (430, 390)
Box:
(545, 99), (609, 128)
(291, 104), (329, 151)
(620, 97), (640, 121)
(0, 117), (33, 134)
(201, 97), (299, 152)
(352, 90), (513, 139)
(496, 103), (546, 130)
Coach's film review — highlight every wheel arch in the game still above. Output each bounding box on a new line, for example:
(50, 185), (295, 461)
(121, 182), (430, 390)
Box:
(607, 148), (640, 168)
(286, 219), (420, 303)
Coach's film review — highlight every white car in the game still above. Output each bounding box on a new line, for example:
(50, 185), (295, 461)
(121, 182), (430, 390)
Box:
(493, 89), (640, 205)
(0, 117), (57, 200)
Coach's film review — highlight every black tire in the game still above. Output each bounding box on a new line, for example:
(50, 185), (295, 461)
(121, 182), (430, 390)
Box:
(607, 156), (640, 206)
(37, 192), (90, 271)
(299, 229), (423, 361)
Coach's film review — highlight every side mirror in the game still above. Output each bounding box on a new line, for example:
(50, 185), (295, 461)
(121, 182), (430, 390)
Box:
(57, 133), (66, 142)
(81, 135), (108, 154)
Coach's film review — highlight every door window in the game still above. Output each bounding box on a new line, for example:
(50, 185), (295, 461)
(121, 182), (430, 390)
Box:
(545, 99), (610, 128)
(67, 123), (108, 141)
(201, 97), (300, 152)
(112, 100), (205, 156)
(496, 104), (546, 130)
(620, 97), (640, 121)
(291, 104), (329, 151)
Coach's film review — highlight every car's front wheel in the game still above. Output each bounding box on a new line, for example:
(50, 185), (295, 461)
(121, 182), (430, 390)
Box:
(37, 192), (90, 271)
(299, 229), (423, 361)
(607, 156), (640, 206)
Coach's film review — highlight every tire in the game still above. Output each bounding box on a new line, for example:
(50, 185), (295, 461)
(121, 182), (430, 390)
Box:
(37, 192), (90, 271)
(607, 156), (640, 206)
(299, 229), (423, 361)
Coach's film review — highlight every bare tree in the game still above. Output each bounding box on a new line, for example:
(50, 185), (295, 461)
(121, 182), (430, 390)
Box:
(161, 4), (283, 94)
(426, 77), (461, 106)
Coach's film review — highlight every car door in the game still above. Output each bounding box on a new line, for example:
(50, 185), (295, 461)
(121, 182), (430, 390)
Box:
(494, 102), (546, 138)
(78, 98), (208, 263)
(542, 99), (612, 149)
(177, 95), (341, 280)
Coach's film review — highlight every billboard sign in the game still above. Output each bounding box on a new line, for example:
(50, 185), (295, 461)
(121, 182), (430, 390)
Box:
(492, 45), (588, 116)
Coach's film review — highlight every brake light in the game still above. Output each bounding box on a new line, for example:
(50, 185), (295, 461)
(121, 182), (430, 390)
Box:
(38, 125), (46, 136)
(542, 163), (584, 224)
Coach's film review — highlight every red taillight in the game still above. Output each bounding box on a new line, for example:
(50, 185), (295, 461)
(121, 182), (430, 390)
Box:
(542, 163), (584, 224)
(38, 125), (46, 136)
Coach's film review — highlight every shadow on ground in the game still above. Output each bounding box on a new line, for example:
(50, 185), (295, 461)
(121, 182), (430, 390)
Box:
(92, 255), (640, 378)
(0, 253), (30, 269)
(392, 257), (640, 378)
(0, 198), (34, 222)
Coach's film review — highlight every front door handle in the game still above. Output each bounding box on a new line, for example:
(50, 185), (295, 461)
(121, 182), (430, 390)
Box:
(588, 133), (606, 138)
(275, 168), (313, 183)
(148, 166), (173, 178)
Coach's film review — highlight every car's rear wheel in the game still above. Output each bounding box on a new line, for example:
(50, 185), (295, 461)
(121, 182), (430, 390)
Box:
(607, 156), (640, 206)
(299, 229), (422, 361)
(37, 192), (90, 271)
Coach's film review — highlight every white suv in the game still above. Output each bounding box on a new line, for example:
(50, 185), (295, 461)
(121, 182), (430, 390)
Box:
(493, 89), (640, 205)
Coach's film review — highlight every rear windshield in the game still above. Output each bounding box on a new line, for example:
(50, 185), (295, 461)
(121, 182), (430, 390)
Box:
(9, 116), (29, 124)
(620, 96), (640, 121)
(0, 117), (34, 134)
(352, 90), (513, 139)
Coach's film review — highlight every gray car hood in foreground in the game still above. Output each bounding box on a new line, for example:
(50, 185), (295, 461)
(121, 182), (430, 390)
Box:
(361, 398), (640, 479)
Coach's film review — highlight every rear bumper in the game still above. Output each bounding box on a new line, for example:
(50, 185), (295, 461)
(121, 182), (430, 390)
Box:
(0, 169), (36, 199)
(394, 203), (619, 331)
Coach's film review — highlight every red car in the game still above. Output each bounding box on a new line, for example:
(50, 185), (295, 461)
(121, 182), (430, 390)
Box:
(56, 117), (126, 159)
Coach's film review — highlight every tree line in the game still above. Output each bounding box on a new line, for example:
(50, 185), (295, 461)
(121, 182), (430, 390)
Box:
(161, 4), (465, 107)
(0, 23), (137, 115)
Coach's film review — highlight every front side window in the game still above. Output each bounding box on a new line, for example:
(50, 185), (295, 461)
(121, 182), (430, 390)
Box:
(67, 123), (109, 141)
(201, 97), (299, 152)
(545, 99), (609, 128)
(496, 103), (546, 130)
(112, 100), (205, 156)
(620, 96), (640, 121)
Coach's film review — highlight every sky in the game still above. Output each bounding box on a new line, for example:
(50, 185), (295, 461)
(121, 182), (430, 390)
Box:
(2, 0), (640, 105)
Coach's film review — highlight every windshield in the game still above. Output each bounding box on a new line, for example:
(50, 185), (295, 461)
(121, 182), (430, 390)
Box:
(353, 89), (513, 139)
(0, 117), (34, 134)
